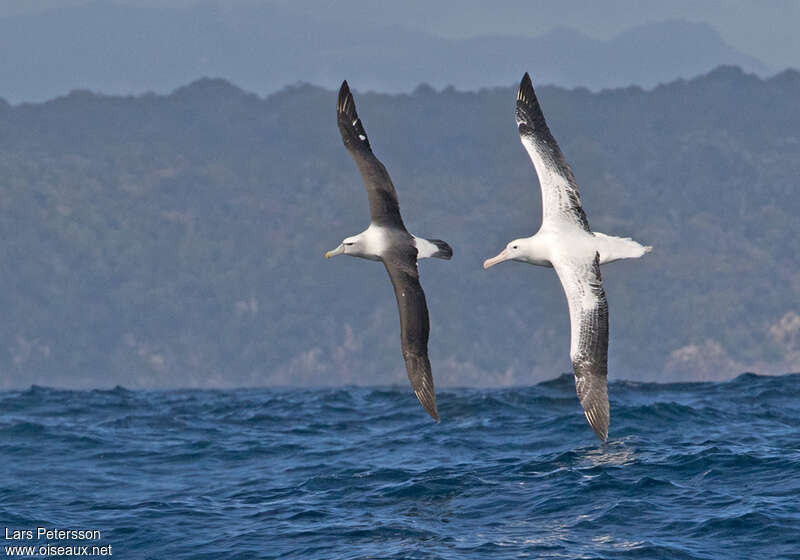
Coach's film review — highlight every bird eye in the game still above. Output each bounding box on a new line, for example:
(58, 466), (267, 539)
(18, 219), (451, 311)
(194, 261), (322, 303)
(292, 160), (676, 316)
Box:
(512, 245), (518, 249)
(344, 242), (353, 246)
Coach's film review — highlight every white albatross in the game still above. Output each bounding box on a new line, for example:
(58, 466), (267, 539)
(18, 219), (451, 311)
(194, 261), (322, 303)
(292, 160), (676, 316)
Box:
(483, 73), (652, 441)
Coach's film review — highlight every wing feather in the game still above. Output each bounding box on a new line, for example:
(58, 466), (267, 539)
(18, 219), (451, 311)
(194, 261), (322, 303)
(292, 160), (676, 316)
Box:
(337, 81), (406, 229)
(552, 252), (609, 440)
(516, 72), (590, 232)
(382, 246), (439, 421)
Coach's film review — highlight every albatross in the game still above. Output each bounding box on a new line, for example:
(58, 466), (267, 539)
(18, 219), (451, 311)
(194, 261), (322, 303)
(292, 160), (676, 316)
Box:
(325, 81), (453, 421)
(484, 73), (651, 440)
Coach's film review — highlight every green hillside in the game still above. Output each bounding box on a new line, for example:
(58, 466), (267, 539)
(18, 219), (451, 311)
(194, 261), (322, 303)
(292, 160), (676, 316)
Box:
(0, 66), (798, 388)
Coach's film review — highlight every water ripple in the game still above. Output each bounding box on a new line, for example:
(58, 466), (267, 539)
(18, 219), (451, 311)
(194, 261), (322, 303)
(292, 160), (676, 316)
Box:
(0, 373), (798, 559)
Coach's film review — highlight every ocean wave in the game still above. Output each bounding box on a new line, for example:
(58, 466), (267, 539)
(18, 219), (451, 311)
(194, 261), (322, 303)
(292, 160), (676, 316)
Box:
(1, 374), (799, 559)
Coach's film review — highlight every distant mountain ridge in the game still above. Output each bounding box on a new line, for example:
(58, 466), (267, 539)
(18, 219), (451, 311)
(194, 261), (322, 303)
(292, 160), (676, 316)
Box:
(0, 1), (771, 102)
(0, 66), (798, 389)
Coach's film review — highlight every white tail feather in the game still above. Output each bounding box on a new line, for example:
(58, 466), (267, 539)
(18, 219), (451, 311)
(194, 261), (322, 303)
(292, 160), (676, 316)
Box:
(594, 232), (652, 264)
(413, 237), (453, 260)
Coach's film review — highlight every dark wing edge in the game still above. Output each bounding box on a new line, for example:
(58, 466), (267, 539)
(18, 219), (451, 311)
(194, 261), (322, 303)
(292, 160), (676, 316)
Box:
(572, 253), (609, 440)
(574, 366), (609, 441)
(516, 72), (590, 232)
(554, 252), (610, 441)
(427, 239), (453, 260)
(515, 72), (552, 141)
(382, 247), (439, 422)
(337, 80), (372, 152)
(336, 81), (404, 228)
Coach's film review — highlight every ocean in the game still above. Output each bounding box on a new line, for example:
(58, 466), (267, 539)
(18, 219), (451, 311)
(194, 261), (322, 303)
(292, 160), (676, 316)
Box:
(1, 373), (799, 559)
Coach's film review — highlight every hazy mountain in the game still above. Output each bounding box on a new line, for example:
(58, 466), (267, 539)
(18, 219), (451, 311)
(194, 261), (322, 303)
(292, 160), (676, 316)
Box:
(1, 66), (798, 389)
(0, 1), (770, 102)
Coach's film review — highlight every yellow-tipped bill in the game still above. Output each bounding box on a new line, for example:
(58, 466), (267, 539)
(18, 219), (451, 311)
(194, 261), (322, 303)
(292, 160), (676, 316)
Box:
(325, 244), (345, 259)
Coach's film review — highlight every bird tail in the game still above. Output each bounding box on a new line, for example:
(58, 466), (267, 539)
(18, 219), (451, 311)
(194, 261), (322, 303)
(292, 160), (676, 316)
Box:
(414, 237), (453, 260)
(594, 232), (651, 264)
(427, 239), (453, 260)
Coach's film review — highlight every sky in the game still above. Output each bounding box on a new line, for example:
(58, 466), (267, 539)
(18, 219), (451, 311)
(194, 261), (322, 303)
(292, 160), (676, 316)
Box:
(1, 0), (798, 70)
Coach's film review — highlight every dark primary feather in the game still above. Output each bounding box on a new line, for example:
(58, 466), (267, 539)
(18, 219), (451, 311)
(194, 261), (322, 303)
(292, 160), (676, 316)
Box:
(337, 81), (406, 229)
(516, 72), (590, 232)
(571, 253), (610, 440)
(428, 239), (453, 260)
(382, 245), (439, 421)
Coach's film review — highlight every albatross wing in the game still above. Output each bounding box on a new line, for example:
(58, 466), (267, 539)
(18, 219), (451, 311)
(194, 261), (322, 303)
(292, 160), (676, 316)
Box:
(516, 73), (590, 232)
(382, 245), (439, 421)
(337, 81), (406, 229)
(552, 252), (610, 440)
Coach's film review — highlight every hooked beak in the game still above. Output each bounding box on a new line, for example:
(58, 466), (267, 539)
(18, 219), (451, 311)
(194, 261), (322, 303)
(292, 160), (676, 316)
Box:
(483, 248), (511, 269)
(325, 244), (345, 259)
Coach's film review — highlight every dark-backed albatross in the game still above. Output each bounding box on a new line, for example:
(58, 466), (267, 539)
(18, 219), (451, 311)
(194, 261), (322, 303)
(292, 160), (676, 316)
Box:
(484, 73), (651, 441)
(325, 81), (452, 421)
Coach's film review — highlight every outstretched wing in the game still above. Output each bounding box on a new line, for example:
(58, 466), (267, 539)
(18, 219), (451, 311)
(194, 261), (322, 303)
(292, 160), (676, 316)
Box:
(552, 252), (609, 440)
(337, 81), (406, 229)
(516, 72), (590, 232)
(382, 245), (438, 421)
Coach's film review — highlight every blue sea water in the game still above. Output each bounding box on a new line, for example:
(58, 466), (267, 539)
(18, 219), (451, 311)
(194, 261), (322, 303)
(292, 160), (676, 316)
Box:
(1, 373), (799, 559)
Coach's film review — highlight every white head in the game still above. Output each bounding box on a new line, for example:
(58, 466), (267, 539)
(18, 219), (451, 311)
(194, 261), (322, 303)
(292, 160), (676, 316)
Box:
(483, 238), (527, 269)
(325, 234), (363, 259)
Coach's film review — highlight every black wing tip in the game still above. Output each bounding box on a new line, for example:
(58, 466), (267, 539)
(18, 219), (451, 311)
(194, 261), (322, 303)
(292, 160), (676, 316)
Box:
(574, 369), (609, 440)
(583, 399), (609, 441)
(516, 71), (544, 130)
(517, 72), (535, 103)
(405, 354), (440, 422)
(337, 80), (354, 116)
(338, 80), (350, 100)
(430, 239), (453, 260)
(590, 421), (608, 441)
(414, 385), (440, 422)
(337, 80), (372, 150)
(591, 426), (608, 442)
(577, 377), (609, 441)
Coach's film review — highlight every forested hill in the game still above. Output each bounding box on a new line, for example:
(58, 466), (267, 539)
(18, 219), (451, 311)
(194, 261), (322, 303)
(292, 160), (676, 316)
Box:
(1, 66), (798, 389)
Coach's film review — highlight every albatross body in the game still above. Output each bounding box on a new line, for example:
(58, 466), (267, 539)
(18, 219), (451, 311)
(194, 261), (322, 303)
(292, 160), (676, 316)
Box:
(484, 73), (651, 441)
(325, 81), (452, 421)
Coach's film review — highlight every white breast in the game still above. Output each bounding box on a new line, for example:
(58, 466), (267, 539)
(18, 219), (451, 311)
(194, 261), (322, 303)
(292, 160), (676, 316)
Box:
(363, 225), (390, 258)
